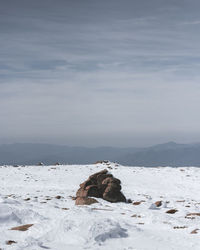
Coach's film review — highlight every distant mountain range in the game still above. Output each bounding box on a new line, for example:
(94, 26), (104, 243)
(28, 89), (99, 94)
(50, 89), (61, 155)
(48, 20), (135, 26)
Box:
(1, 142), (200, 166)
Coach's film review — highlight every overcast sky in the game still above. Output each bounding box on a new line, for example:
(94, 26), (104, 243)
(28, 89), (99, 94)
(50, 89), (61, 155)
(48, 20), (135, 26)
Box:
(1, 0), (200, 147)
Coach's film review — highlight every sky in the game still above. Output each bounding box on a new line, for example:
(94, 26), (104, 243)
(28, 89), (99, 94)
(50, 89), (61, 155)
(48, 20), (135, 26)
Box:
(1, 0), (200, 147)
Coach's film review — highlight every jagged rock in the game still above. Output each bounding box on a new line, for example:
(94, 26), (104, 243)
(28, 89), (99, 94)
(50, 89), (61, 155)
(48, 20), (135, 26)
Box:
(75, 169), (126, 204)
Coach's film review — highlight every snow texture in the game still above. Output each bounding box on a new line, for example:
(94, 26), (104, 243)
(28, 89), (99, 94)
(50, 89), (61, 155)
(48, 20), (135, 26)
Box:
(0, 162), (200, 249)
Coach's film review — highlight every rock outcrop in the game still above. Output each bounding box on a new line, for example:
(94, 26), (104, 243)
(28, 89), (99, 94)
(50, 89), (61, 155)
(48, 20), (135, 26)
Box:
(75, 169), (126, 205)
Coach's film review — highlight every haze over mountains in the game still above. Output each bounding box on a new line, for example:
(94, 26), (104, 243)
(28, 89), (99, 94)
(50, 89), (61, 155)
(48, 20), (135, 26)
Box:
(1, 141), (200, 167)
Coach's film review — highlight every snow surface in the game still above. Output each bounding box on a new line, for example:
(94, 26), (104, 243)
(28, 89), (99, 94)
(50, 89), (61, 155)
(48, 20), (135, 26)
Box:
(0, 162), (200, 250)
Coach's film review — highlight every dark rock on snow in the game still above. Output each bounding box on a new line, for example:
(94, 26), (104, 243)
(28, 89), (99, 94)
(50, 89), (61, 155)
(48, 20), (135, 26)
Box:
(75, 169), (126, 205)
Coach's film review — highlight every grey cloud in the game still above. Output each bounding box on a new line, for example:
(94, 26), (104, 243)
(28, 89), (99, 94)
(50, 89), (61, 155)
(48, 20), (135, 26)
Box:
(1, 0), (200, 146)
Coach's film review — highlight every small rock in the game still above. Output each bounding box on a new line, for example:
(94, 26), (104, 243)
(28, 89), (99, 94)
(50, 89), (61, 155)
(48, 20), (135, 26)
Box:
(185, 213), (200, 219)
(95, 160), (109, 164)
(55, 195), (62, 199)
(10, 224), (33, 231)
(133, 200), (145, 205)
(155, 201), (162, 207)
(37, 162), (44, 166)
(186, 213), (200, 217)
(131, 214), (141, 218)
(191, 228), (199, 234)
(24, 198), (30, 201)
(133, 201), (142, 205)
(6, 240), (17, 245)
(173, 226), (187, 229)
(166, 209), (178, 214)
(127, 199), (132, 203)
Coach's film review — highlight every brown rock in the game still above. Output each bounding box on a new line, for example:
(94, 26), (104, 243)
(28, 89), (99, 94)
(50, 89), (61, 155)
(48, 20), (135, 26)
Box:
(191, 228), (199, 234)
(155, 201), (162, 207)
(75, 197), (99, 205)
(76, 188), (89, 197)
(102, 177), (121, 185)
(103, 187), (126, 203)
(166, 209), (178, 214)
(185, 213), (200, 219)
(10, 224), (33, 231)
(86, 185), (101, 198)
(133, 201), (141, 205)
(6, 240), (17, 245)
(105, 182), (121, 192)
(75, 169), (126, 204)
(79, 179), (93, 189)
(97, 174), (113, 186)
(55, 195), (62, 199)
(186, 213), (200, 217)
(89, 169), (108, 180)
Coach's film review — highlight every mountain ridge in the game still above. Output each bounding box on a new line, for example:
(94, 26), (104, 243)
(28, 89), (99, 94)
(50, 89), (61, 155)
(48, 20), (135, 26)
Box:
(1, 142), (200, 166)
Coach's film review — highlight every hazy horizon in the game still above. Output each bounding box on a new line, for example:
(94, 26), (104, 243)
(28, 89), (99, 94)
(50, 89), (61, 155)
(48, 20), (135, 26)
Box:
(0, 140), (199, 148)
(1, 0), (200, 146)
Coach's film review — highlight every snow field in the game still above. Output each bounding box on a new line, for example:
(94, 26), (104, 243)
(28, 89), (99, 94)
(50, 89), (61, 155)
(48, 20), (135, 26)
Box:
(0, 163), (200, 250)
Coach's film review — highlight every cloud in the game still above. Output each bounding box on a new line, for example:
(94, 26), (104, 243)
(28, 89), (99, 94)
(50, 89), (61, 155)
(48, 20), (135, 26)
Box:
(180, 20), (200, 25)
(1, 0), (200, 146)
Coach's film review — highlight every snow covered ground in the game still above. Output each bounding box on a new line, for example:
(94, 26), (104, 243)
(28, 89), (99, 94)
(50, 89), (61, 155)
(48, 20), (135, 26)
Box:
(0, 162), (200, 250)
